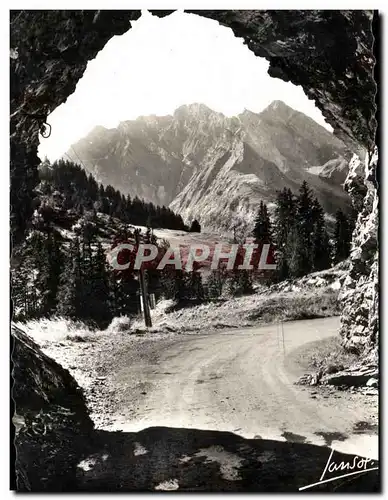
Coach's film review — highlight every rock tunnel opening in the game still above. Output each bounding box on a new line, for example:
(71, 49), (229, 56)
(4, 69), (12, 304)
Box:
(10, 10), (379, 492)
(35, 10), (346, 234)
(10, 9), (378, 357)
(37, 10), (334, 166)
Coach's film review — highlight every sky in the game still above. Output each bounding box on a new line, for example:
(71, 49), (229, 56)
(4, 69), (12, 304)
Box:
(38, 10), (332, 162)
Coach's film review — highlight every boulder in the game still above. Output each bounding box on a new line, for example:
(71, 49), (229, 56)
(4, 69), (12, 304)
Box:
(12, 325), (94, 491)
(322, 367), (378, 388)
(366, 377), (378, 388)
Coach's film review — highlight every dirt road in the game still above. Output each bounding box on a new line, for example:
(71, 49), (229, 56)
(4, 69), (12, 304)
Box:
(28, 315), (379, 490)
(109, 317), (378, 459)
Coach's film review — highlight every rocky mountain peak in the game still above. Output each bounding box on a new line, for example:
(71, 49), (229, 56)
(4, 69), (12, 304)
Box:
(239, 108), (260, 119)
(173, 103), (222, 126)
(66, 102), (350, 231)
(267, 99), (292, 111)
(174, 102), (214, 116)
(88, 124), (109, 137)
(260, 99), (298, 121)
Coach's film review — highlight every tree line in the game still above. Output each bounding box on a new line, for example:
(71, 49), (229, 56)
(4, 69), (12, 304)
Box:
(252, 181), (354, 281)
(38, 158), (188, 230)
(12, 219), (141, 327)
(12, 174), (353, 328)
(12, 220), (251, 327)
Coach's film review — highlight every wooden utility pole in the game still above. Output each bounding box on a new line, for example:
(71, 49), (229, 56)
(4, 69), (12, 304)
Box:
(135, 230), (152, 328)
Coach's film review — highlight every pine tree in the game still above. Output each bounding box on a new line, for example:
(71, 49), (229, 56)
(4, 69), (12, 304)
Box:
(57, 238), (84, 320)
(145, 224), (152, 243)
(80, 235), (94, 319)
(40, 232), (64, 315)
(252, 201), (272, 243)
(206, 270), (225, 299)
(117, 276), (141, 316)
(334, 209), (352, 263)
(87, 242), (112, 327)
(11, 235), (42, 320)
(108, 270), (121, 317)
(26, 232), (47, 316)
(286, 224), (306, 279)
(173, 270), (193, 302)
(282, 183), (330, 277)
(190, 219), (201, 233)
(48, 159), (187, 230)
(225, 269), (253, 296)
(311, 198), (332, 271)
(273, 188), (297, 281)
(159, 269), (179, 300)
(12, 231), (65, 318)
(239, 270), (254, 295)
(188, 270), (205, 300)
(274, 188), (296, 247)
(294, 181), (315, 276)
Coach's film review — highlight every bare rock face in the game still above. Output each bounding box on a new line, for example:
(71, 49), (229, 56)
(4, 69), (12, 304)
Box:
(67, 101), (351, 231)
(12, 325), (94, 490)
(339, 149), (379, 357)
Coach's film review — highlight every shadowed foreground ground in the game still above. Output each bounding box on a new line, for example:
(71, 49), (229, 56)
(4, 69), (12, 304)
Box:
(13, 324), (379, 492)
(77, 426), (379, 492)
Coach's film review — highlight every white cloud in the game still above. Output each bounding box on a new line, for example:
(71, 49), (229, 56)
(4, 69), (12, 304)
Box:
(38, 10), (332, 162)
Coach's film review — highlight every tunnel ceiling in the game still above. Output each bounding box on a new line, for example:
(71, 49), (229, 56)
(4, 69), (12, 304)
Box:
(10, 10), (376, 150)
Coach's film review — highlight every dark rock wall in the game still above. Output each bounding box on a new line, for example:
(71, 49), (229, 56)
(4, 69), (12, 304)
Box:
(10, 10), (377, 344)
(340, 150), (379, 357)
(10, 10), (141, 243)
(12, 325), (94, 490)
(187, 10), (377, 152)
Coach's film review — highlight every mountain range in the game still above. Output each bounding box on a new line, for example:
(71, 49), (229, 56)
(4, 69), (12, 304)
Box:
(65, 101), (351, 231)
